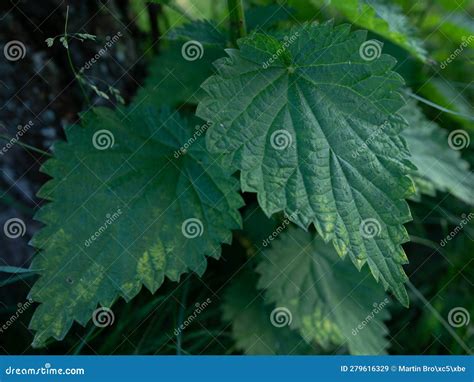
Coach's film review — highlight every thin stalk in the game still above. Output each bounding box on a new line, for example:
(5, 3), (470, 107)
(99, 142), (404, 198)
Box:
(407, 281), (472, 355)
(0, 272), (37, 288)
(176, 277), (191, 355)
(409, 235), (447, 257)
(0, 187), (34, 214)
(64, 6), (91, 106)
(407, 92), (474, 121)
(73, 324), (96, 355)
(227, 0), (246, 46)
(0, 134), (51, 157)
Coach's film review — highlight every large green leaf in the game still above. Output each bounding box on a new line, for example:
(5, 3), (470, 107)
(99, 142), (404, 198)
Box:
(135, 21), (226, 107)
(222, 269), (314, 355)
(165, 20), (227, 45)
(257, 227), (391, 355)
(318, 0), (427, 61)
(197, 22), (415, 305)
(401, 100), (474, 205)
(245, 5), (294, 31)
(29, 107), (243, 347)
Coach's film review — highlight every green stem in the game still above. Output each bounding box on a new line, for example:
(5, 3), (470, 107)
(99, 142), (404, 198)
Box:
(407, 92), (474, 121)
(64, 6), (91, 106)
(176, 277), (191, 355)
(407, 281), (472, 355)
(0, 134), (51, 157)
(73, 324), (96, 355)
(227, 0), (246, 46)
(409, 235), (447, 257)
(0, 272), (37, 288)
(0, 187), (32, 214)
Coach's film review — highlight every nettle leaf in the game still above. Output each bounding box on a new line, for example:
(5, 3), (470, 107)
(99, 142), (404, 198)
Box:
(197, 22), (415, 304)
(29, 107), (243, 347)
(245, 5), (294, 31)
(135, 21), (226, 107)
(322, 0), (427, 61)
(165, 20), (227, 45)
(257, 227), (391, 355)
(135, 42), (223, 106)
(222, 269), (313, 355)
(401, 100), (474, 205)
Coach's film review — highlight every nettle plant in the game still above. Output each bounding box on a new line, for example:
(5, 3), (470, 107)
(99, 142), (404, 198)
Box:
(26, 0), (473, 354)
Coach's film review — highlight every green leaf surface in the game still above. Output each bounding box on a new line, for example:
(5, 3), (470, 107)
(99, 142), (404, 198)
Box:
(165, 20), (227, 45)
(401, 100), (474, 205)
(245, 5), (294, 31)
(135, 21), (226, 107)
(257, 227), (391, 355)
(319, 0), (427, 61)
(197, 22), (415, 305)
(135, 42), (223, 106)
(222, 269), (313, 355)
(29, 106), (243, 347)
(424, 12), (474, 46)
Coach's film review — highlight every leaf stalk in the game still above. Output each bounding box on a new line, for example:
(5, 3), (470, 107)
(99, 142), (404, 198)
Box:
(227, 0), (247, 45)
